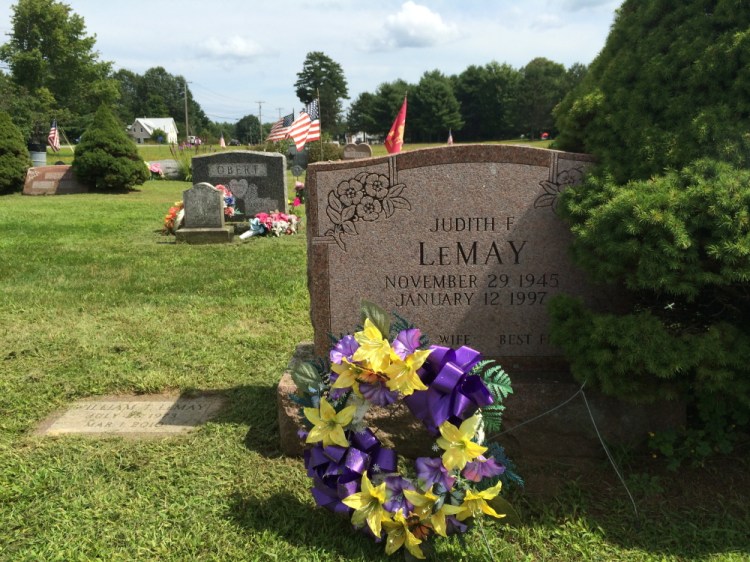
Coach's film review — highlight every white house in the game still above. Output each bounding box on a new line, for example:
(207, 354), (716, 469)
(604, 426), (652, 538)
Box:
(129, 117), (179, 144)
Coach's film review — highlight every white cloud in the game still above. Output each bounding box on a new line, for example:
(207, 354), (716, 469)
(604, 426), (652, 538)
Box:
(558, 0), (620, 11)
(368, 1), (461, 50)
(197, 36), (266, 61)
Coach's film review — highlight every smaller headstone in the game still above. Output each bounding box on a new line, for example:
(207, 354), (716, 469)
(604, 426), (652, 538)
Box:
(37, 394), (225, 437)
(23, 165), (88, 195)
(176, 182), (232, 244)
(342, 143), (372, 160)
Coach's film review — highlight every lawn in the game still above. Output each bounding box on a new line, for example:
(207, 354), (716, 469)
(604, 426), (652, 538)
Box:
(0, 180), (747, 561)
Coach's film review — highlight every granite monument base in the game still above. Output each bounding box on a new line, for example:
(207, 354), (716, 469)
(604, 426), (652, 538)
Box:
(175, 226), (233, 244)
(277, 343), (685, 461)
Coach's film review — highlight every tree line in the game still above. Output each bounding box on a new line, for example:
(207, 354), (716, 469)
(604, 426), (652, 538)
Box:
(345, 59), (586, 143)
(0, 0), (584, 147)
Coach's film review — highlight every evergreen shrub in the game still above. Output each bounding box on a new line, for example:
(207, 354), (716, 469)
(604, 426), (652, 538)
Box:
(0, 111), (31, 194)
(72, 104), (149, 191)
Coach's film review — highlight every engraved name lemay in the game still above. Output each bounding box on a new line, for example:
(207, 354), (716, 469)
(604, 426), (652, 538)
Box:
(383, 216), (558, 348)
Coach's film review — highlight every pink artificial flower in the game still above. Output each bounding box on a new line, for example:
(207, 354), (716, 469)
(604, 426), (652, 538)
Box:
(292, 197), (301, 207)
(295, 181), (305, 191)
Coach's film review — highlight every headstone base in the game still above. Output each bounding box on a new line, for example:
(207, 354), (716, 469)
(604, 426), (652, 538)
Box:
(277, 343), (685, 461)
(175, 226), (233, 244)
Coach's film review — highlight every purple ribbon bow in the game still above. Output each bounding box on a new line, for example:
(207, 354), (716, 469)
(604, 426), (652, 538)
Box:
(304, 428), (397, 513)
(404, 345), (493, 434)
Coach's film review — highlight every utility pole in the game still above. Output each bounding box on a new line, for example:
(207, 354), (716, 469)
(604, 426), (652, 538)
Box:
(183, 79), (190, 143)
(276, 107), (284, 119)
(256, 100), (265, 143)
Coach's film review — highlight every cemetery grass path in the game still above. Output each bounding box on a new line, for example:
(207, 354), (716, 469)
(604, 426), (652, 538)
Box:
(0, 181), (747, 561)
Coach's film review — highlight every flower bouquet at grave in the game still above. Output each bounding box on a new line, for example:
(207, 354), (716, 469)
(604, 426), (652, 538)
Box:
(214, 184), (238, 219)
(146, 161), (165, 180)
(290, 301), (522, 560)
(162, 201), (184, 235)
(294, 180), (306, 204)
(239, 211), (300, 239)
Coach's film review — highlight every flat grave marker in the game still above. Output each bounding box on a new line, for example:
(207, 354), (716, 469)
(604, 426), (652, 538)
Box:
(37, 394), (225, 437)
(23, 165), (88, 195)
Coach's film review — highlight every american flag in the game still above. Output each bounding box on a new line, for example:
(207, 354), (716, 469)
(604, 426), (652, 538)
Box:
(219, 133), (226, 148)
(266, 112), (294, 142)
(47, 119), (60, 152)
(288, 100), (320, 150)
(447, 129), (453, 145)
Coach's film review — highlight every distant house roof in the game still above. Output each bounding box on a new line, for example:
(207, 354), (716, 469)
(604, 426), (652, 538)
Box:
(134, 118), (177, 135)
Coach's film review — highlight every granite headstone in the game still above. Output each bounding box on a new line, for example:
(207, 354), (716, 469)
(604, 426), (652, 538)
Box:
(192, 151), (287, 218)
(276, 145), (684, 461)
(23, 165), (88, 195)
(342, 143), (373, 160)
(176, 182), (232, 243)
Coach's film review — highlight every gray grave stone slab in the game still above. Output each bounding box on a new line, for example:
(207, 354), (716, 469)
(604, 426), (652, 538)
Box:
(150, 159), (181, 179)
(282, 144), (684, 463)
(192, 151), (287, 218)
(183, 182), (225, 229)
(23, 165), (88, 195)
(36, 394), (225, 437)
(343, 143), (372, 160)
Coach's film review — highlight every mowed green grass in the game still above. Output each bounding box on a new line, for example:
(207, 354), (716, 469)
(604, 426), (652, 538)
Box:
(0, 179), (748, 561)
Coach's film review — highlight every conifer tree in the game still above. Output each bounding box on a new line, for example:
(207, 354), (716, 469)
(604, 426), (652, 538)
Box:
(72, 104), (149, 191)
(0, 110), (31, 194)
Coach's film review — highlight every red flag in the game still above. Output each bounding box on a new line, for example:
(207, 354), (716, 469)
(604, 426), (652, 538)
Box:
(384, 96), (407, 154)
(47, 119), (60, 152)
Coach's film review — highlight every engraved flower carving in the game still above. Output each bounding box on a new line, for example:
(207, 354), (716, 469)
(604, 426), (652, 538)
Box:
(356, 196), (382, 221)
(364, 173), (390, 200)
(535, 167), (585, 213)
(324, 170), (410, 251)
(337, 177), (365, 207)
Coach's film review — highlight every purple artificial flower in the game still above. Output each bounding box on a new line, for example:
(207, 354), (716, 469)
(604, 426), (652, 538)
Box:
(327, 374), (348, 401)
(359, 381), (400, 406)
(445, 515), (468, 535)
(383, 475), (416, 514)
(330, 335), (359, 364)
(461, 455), (506, 482)
(415, 457), (456, 490)
(391, 328), (422, 360)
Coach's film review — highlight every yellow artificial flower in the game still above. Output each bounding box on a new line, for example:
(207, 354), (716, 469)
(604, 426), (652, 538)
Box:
(381, 510), (425, 559)
(383, 348), (431, 396)
(352, 318), (392, 372)
(303, 397), (356, 448)
(330, 359), (379, 392)
(342, 473), (390, 536)
(403, 488), (462, 538)
(436, 415), (488, 471)
(453, 481), (506, 521)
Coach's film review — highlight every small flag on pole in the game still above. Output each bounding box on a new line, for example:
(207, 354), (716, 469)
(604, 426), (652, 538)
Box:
(219, 133), (226, 148)
(47, 119), (61, 152)
(447, 129), (453, 145)
(288, 100), (320, 151)
(266, 113), (294, 142)
(384, 96), (407, 154)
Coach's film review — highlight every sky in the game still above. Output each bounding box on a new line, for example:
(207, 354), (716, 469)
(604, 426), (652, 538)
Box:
(0, 0), (622, 125)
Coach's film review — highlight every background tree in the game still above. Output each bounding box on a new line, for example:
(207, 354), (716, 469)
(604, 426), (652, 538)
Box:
(235, 114), (261, 144)
(0, 0), (116, 120)
(111, 69), (142, 126)
(453, 62), (522, 141)
(370, 79), (412, 138)
(346, 92), (379, 136)
(410, 70), (463, 142)
(0, 110), (31, 194)
(72, 104), (148, 191)
(517, 57), (568, 139)
(294, 51), (349, 136)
